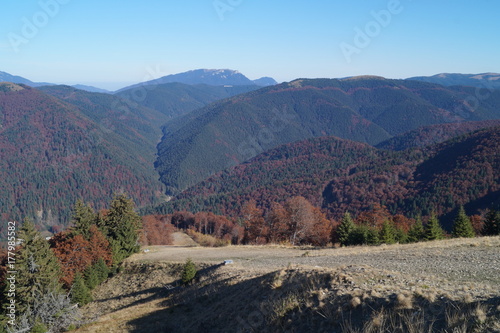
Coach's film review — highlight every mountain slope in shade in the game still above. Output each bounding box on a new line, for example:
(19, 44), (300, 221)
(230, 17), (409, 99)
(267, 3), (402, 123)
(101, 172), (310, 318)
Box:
(155, 77), (500, 194)
(115, 82), (260, 119)
(323, 126), (500, 227)
(408, 73), (500, 89)
(117, 69), (269, 92)
(376, 120), (500, 151)
(0, 83), (165, 227)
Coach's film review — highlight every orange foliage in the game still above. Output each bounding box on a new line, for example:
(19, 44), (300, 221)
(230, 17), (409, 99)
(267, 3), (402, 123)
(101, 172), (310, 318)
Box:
(50, 226), (112, 287)
(142, 215), (174, 245)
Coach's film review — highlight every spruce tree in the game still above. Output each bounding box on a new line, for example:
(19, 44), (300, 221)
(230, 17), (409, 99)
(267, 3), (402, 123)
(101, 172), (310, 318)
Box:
(83, 264), (100, 290)
(337, 212), (355, 246)
(181, 259), (197, 285)
(102, 194), (142, 265)
(15, 219), (63, 314)
(94, 258), (110, 284)
(71, 200), (96, 239)
(424, 213), (445, 241)
(452, 206), (475, 238)
(379, 220), (396, 244)
(482, 209), (500, 236)
(407, 217), (425, 243)
(70, 272), (92, 306)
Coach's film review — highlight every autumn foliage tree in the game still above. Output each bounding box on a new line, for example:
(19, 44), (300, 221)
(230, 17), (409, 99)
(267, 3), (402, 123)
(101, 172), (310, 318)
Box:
(142, 215), (174, 245)
(242, 200), (267, 244)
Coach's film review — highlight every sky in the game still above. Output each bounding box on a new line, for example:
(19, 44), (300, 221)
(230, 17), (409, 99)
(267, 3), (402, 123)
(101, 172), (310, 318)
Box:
(1, 0), (499, 90)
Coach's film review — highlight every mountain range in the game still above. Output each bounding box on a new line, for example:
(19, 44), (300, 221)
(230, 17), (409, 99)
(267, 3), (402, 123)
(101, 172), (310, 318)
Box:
(408, 73), (500, 89)
(155, 76), (500, 194)
(1, 69), (500, 228)
(148, 125), (500, 230)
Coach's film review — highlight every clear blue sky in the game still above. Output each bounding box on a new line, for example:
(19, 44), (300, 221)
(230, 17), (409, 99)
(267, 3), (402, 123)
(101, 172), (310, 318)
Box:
(1, 0), (499, 90)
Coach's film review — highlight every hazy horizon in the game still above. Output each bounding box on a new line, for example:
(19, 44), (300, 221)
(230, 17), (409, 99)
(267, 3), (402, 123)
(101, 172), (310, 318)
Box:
(1, 1), (499, 90)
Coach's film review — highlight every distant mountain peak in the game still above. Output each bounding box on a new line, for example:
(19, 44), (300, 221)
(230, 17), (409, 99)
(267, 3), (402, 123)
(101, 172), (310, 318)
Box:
(117, 69), (277, 92)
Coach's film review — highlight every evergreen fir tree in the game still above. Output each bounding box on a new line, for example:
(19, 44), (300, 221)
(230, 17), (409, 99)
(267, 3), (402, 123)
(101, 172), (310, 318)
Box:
(70, 272), (92, 306)
(482, 209), (500, 236)
(337, 212), (355, 246)
(424, 213), (445, 241)
(94, 258), (110, 284)
(366, 227), (380, 245)
(452, 206), (475, 238)
(407, 216), (425, 243)
(15, 219), (63, 314)
(84, 264), (100, 290)
(379, 220), (396, 244)
(181, 259), (197, 285)
(102, 194), (142, 265)
(71, 200), (96, 239)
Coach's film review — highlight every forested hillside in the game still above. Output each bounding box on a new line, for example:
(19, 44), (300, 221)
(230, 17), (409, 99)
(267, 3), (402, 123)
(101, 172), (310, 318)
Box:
(148, 126), (500, 230)
(115, 82), (259, 119)
(0, 83), (165, 228)
(155, 77), (500, 194)
(376, 120), (500, 151)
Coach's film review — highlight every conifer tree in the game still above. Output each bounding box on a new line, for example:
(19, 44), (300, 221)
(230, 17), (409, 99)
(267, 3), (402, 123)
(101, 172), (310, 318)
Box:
(16, 219), (63, 314)
(94, 258), (110, 284)
(379, 220), (396, 244)
(83, 264), (100, 290)
(407, 216), (425, 243)
(424, 213), (445, 241)
(482, 209), (500, 236)
(181, 259), (197, 285)
(452, 206), (475, 238)
(70, 272), (92, 306)
(337, 212), (355, 246)
(71, 200), (96, 239)
(102, 194), (142, 265)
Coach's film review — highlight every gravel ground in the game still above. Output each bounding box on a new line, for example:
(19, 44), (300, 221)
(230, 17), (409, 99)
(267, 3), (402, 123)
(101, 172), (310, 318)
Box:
(133, 236), (500, 299)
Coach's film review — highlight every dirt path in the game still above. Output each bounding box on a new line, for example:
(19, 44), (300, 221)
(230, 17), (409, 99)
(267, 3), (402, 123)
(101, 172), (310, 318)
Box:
(170, 231), (198, 246)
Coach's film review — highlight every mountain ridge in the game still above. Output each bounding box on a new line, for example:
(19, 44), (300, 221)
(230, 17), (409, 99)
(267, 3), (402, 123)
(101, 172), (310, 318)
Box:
(155, 77), (500, 194)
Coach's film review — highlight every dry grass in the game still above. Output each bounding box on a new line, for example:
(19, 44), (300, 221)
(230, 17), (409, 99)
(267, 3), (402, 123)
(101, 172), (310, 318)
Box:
(75, 236), (500, 332)
(185, 229), (230, 247)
